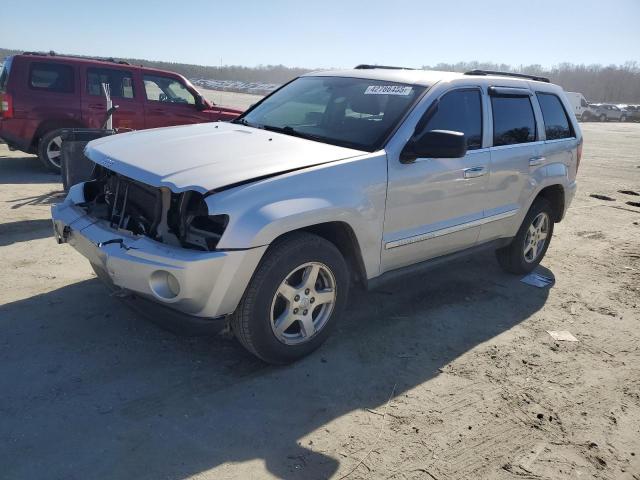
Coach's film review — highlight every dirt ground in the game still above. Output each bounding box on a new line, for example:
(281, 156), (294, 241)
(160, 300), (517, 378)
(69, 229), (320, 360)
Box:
(0, 122), (639, 480)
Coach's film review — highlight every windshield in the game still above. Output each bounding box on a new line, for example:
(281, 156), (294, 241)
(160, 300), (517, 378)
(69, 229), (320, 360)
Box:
(237, 76), (425, 151)
(0, 56), (13, 93)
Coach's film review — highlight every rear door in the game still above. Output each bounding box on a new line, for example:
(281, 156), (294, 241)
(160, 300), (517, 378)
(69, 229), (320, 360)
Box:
(81, 66), (144, 130)
(478, 87), (541, 243)
(535, 92), (576, 179)
(382, 87), (489, 271)
(23, 60), (81, 140)
(142, 74), (207, 128)
(609, 105), (622, 120)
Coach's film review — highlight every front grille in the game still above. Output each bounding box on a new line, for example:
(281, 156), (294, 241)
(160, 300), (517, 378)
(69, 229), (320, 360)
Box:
(104, 172), (163, 236)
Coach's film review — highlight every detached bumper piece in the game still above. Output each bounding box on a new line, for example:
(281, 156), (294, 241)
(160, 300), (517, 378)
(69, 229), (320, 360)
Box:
(51, 201), (267, 321)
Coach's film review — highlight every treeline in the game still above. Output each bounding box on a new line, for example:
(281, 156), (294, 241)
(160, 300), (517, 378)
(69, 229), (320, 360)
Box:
(122, 59), (311, 84)
(0, 47), (310, 84)
(2, 47), (639, 102)
(425, 61), (640, 103)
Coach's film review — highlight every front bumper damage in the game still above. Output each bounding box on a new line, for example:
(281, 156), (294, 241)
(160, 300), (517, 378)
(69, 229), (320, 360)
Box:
(51, 199), (267, 327)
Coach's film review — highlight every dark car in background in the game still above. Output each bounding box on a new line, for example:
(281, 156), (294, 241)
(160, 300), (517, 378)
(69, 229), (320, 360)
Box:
(0, 52), (242, 171)
(623, 105), (640, 122)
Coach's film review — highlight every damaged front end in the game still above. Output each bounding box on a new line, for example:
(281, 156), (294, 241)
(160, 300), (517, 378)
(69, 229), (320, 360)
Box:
(81, 166), (228, 251)
(51, 166), (269, 321)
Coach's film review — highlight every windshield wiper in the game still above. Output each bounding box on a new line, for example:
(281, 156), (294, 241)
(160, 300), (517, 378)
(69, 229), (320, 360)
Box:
(260, 125), (324, 143)
(233, 117), (255, 127)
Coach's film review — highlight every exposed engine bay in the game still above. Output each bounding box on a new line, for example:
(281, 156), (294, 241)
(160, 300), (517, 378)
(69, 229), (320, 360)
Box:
(81, 167), (227, 251)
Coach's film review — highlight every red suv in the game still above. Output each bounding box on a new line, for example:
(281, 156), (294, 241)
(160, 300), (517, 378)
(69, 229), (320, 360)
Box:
(0, 52), (242, 172)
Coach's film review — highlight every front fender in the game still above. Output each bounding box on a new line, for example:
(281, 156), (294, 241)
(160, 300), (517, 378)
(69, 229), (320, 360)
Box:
(205, 153), (388, 278)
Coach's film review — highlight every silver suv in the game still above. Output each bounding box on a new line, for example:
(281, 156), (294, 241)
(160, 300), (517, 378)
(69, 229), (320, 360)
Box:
(590, 103), (628, 122)
(52, 66), (581, 364)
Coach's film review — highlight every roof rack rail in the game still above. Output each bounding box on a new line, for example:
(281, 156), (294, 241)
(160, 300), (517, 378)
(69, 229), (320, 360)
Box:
(23, 51), (56, 57)
(354, 64), (415, 71)
(464, 69), (550, 83)
(22, 51), (130, 65)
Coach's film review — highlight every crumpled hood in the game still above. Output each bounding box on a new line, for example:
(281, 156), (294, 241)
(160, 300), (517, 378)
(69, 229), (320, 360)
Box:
(85, 122), (365, 194)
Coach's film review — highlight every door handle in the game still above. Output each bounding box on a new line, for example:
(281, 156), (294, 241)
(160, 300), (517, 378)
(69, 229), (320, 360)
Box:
(529, 156), (546, 166)
(463, 166), (487, 178)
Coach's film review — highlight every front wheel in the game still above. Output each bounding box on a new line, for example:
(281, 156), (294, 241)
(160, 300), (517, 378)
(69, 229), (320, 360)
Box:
(496, 198), (554, 274)
(231, 232), (349, 364)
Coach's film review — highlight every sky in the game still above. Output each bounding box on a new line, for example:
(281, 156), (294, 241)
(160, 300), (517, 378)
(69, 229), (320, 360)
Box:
(1, 0), (639, 69)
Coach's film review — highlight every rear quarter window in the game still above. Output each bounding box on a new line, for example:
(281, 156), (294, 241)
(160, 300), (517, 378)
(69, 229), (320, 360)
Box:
(536, 93), (573, 140)
(0, 56), (13, 93)
(491, 96), (536, 146)
(29, 62), (74, 93)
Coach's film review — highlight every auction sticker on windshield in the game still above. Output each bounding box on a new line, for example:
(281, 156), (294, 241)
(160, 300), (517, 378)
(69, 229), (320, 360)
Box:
(365, 85), (413, 95)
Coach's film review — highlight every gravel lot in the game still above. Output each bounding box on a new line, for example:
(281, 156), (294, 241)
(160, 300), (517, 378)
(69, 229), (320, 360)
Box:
(201, 89), (264, 110)
(0, 122), (639, 480)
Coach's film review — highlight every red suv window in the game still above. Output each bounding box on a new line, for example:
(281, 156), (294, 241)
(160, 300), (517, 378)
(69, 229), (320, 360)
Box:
(143, 74), (195, 105)
(87, 68), (134, 98)
(29, 62), (74, 93)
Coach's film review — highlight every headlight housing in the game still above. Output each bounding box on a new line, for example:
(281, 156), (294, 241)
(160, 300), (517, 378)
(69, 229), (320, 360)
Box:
(171, 191), (228, 251)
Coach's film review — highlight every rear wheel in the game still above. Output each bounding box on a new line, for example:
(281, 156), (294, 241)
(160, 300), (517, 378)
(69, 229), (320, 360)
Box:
(37, 129), (65, 173)
(599, 114), (607, 122)
(496, 198), (554, 274)
(620, 115), (627, 122)
(231, 232), (349, 364)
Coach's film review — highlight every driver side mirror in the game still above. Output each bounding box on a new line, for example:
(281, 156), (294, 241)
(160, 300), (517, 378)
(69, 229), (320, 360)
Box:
(400, 130), (467, 163)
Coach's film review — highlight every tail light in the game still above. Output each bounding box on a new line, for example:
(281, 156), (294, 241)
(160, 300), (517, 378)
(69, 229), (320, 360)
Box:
(576, 140), (583, 172)
(0, 93), (13, 119)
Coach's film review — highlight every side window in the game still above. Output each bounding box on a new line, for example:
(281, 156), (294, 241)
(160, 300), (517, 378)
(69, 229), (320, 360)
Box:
(580, 98), (588, 108)
(536, 93), (573, 140)
(29, 62), (74, 93)
(143, 75), (195, 105)
(422, 89), (483, 149)
(87, 68), (134, 99)
(491, 96), (536, 146)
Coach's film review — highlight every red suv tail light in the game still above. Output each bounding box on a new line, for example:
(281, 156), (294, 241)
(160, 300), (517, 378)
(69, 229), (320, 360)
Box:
(0, 93), (13, 119)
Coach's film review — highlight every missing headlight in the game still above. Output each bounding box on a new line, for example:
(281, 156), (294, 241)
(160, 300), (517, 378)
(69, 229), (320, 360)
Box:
(170, 191), (228, 251)
(181, 213), (228, 251)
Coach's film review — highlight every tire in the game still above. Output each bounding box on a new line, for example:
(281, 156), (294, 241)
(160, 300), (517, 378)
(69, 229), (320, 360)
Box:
(37, 129), (65, 173)
(620, 115), (627, 122)
(599, 114), (607, 122)
(231, 232), (349, 364)
(495, 198), (554, 274)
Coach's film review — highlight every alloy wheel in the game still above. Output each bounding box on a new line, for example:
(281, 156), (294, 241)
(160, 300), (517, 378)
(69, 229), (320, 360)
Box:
(523, 212), (549, 263)
(270, 262), (336, 345)
(46, 135), (63, 169)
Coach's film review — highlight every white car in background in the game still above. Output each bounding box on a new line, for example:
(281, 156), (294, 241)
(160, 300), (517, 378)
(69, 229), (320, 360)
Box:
(565, 92), (591, 121)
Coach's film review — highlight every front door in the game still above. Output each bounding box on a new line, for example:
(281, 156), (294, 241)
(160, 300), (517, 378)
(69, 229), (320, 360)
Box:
(382, 88), (489, 272)
(142, 74), (206, 128)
